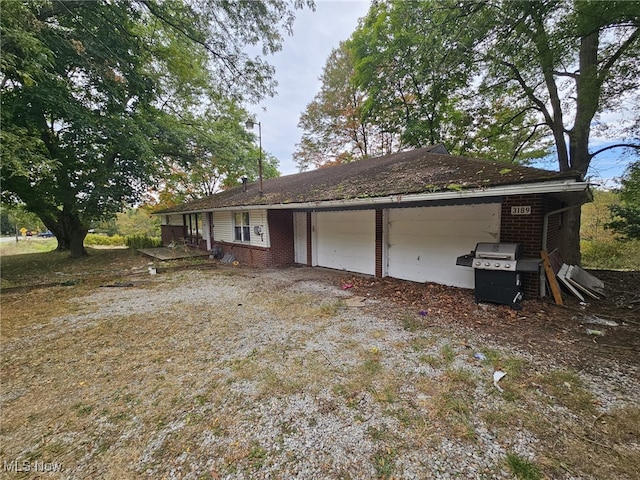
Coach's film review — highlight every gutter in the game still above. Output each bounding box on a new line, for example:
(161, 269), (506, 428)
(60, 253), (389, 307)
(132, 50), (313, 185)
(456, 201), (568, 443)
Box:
(163, 180), (590, 215)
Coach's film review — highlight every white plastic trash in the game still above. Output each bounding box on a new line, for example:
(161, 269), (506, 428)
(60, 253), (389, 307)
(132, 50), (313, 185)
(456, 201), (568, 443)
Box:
(493, 370), (507, 392)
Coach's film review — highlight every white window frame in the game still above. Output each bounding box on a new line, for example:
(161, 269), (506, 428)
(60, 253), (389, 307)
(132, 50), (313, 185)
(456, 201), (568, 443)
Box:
(233, 211), (251, 242)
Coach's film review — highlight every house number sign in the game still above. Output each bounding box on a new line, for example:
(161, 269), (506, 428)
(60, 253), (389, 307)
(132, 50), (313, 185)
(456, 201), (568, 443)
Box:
(511, 206), (532, 215)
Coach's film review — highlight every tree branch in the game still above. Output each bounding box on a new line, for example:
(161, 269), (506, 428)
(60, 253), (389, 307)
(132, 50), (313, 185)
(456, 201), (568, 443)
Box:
(590, 143), (640, 159)
(598, 28), (640, 85)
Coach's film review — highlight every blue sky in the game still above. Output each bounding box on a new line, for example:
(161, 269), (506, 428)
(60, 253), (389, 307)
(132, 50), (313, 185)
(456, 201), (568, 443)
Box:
(248, 0), (637, 187)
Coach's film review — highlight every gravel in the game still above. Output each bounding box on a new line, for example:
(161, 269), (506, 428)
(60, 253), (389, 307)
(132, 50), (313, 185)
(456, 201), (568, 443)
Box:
(2, 266), (638, 479)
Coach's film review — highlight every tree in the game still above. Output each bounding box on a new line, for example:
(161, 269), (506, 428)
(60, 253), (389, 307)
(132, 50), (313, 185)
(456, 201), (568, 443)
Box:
(115, 207), (160, 238)
(349, 1), (477, 151)
(294, 42), (396, 170)
(1, 0), (311, 257)
(297, 0), (552, 170)
(151, 101), (280, 207)
(469, 0), (640, 262)
(301, 0), (639, 263)
(606, 161), (640, 240)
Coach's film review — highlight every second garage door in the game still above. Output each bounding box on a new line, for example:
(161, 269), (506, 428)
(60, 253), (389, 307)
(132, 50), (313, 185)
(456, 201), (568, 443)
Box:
(315, 210), (375, 275)
(387, 204), (501, 288)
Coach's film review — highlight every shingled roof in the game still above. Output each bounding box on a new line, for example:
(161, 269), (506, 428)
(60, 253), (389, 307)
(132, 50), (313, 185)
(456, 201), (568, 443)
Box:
(156, 147), (584, 214)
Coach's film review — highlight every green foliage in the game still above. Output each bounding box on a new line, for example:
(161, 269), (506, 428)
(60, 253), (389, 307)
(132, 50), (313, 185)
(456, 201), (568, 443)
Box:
(581, 188), (640, 269)
(124, 235), (162, 250)
(581, 190), (620, 243)
(84, 234), (125, 247)
(0, 204), (46, 234)
(115, 208), (161, 238)
(505, 452), (542, 480)
(581, 239), (640, 270)
(1, 0), (308, 256)
(606, 162), (640, 240)
(350, 0), (476, 150)
(295, 0), (554, 167)
(294, 42), (388, 170)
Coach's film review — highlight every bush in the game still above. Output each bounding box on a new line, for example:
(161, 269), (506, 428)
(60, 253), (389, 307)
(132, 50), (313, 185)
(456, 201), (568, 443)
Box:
(84, 233), (125, 246)
(581, 239), (640, 270)
(124, 234), (162, 250)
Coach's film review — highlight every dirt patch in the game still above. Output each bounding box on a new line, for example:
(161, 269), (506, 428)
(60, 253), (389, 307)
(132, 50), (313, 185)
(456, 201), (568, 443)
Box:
(336, 269), (640, 371)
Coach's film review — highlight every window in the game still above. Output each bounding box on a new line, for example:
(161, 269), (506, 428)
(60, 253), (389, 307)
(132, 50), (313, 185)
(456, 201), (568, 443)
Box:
(233, 212), (251, 242)
(183, 213), (201, 244)
(185, 214), (200, 237)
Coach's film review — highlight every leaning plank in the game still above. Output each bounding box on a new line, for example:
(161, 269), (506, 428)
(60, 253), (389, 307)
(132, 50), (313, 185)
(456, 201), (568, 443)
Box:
(567, 265), (606, 296)
(540, 250), (563, 305)
(566, 266), (600, 300)
(558, 264), (585, 302)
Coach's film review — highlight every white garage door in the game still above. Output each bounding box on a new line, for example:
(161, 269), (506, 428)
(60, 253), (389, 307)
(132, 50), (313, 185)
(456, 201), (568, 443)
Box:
(315, 210), (375, 275)
(387, 204), (500, 288)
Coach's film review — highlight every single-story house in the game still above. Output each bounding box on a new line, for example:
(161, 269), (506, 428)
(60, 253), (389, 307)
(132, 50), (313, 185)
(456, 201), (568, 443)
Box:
(154, 146), (590, 298)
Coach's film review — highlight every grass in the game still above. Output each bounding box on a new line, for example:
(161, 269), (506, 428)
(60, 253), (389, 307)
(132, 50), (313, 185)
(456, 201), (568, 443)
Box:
(581, 239), (640, 270)
(1, 248), (638, 479)
(506, 452), (542, 480)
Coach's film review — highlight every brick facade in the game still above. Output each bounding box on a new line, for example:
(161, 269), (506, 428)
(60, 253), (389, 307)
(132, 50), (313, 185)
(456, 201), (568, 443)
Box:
(500, 194), (564, 297)
(166, 195), (567, 299)
(267, 210), (295, 267)
(306, 212), (313, 267)
(212, 210), (294, 268)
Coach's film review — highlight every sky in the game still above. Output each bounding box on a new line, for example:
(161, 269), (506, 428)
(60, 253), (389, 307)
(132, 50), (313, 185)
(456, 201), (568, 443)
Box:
(245, 0), (370, 176)
(245, 0), (636, 186)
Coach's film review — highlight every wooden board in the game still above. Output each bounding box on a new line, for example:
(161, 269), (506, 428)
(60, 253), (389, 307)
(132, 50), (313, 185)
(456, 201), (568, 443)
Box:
(558, 264), (585, 302)
(540, 250), (563, 305)
(566, 266), (600, 299)
(568, 265), (606, 296)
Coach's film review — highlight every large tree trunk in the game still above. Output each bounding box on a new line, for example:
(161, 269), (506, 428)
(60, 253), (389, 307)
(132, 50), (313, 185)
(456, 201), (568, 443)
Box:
(558, 207), (582, 266)
(556, 30), (600, 266)
(41, 207), (88, 258)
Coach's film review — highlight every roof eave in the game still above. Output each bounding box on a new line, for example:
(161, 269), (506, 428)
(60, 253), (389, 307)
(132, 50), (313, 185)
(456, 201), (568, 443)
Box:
(157, 179), (590, 215)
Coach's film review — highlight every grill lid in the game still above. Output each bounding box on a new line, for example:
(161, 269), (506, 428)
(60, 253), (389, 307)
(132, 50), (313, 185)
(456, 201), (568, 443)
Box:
(474, 243), (523, 261)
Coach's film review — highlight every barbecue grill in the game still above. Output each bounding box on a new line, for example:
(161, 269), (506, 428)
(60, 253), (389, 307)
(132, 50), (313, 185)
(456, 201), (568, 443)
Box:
(457, 242), (540, 310)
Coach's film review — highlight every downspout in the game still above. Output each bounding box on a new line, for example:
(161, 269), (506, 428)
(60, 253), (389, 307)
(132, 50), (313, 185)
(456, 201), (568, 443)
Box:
(540, 204), (582, 296)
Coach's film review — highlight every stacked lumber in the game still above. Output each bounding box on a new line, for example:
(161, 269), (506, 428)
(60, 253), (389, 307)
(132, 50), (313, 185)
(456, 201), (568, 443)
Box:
(540, 250), (606, 304)
(558, 264), (606, 301)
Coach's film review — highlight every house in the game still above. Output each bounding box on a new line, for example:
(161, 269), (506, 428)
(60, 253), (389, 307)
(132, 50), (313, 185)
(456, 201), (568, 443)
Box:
(154, 146), (590, 298)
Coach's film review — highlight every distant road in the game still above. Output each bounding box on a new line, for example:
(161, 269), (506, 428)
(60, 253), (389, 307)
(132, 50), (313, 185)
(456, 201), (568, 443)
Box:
(0, 236), (54, 243)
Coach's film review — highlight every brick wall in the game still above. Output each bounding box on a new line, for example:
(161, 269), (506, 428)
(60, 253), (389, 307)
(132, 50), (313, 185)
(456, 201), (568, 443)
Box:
(212, 210), (294, 268)
(500, 194), (564, 298)
(215, 242), (270, 266)
(306, 212), (313, 266)
(267, 210), (295, 266)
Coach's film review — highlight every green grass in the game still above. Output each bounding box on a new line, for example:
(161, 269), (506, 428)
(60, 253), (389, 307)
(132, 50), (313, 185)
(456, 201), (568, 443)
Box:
(581, 239), (640, 270)
(0, 237), (57, 256)
(506, 452), (542, 480)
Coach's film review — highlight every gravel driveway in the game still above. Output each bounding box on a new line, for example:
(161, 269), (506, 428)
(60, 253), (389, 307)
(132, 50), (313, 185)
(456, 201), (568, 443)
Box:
(1, 266), (638, 479)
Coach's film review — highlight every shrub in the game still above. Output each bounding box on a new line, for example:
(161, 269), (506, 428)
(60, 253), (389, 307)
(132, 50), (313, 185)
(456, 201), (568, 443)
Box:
(84, 233), (125, 246)
(124, 234), (162, 250)
(581, 239), (640, 270)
